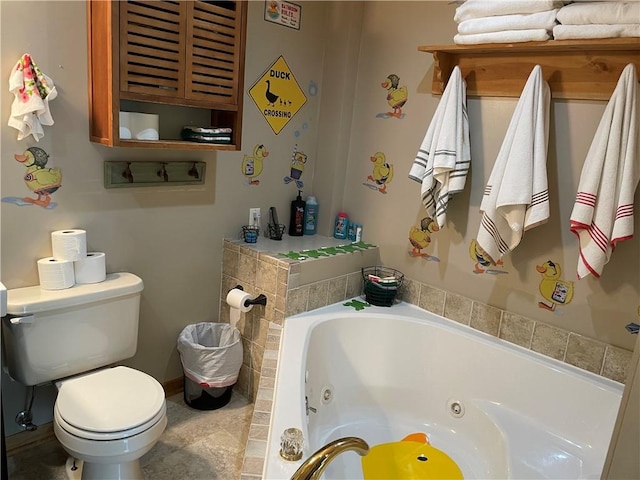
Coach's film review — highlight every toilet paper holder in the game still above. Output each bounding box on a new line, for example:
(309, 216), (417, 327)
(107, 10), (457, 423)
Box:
(230, 285), (267, 307)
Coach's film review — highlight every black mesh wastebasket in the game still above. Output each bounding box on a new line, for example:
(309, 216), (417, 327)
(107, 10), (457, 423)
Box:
(177, 322), (243, 410)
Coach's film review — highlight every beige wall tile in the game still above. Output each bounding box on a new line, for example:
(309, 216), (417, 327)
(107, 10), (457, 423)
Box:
(327, 275), (348, 304)
(223, 247), (239, 277)
(444, 292), (472, 325)
(346, 272), (363, 298)
(251, 343), (265, 375)
(308, 281), (329, 311)
(565, 334), (607, 374)
(602, 346), (633, 383)
(256, 260), (278, 294)
(531, 323), (569, 361)
(470, 302), (502, 336)
(499, 312), (534, 348)
(286, 286), (309, 316)
(400, 277), (420, 305)
(238, 253), (257, 284)
(418, 284), (445, 316)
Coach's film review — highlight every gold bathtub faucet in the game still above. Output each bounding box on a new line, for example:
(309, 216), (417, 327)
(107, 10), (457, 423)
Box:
(290, 436), (370, 480)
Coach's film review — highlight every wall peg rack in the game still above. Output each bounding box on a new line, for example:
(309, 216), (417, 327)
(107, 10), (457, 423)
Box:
(419, 38), (640, 101)
(104, 161), (206, 188)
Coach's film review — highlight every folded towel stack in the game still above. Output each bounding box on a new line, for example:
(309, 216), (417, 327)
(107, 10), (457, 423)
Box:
(553, 1), (640, 40)
(453, 0), (564, 45)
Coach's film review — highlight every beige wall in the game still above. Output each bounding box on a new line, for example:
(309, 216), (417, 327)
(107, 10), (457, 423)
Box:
(339, 1), (638, 352)
(1, 0), (637, 443)
(0, 0), (328, 435)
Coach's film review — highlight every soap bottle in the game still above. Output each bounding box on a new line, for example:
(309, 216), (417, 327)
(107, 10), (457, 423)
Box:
(303, 196), (318, 235)
(289, 190), (305, 237)
(334, 212), (349, 239)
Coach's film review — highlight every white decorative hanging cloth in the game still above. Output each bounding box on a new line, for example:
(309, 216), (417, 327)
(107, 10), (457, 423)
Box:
(570, 63), (639, 279)
(409, 66), (470, 229)
(476, 65), (551, 262)
(8, 53), (57, 142)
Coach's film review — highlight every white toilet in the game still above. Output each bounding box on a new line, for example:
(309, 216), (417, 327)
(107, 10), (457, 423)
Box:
(2, 272), (167, 480)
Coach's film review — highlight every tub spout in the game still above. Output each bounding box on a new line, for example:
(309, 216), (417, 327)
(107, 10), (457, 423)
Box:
(290, 437), (369, 480)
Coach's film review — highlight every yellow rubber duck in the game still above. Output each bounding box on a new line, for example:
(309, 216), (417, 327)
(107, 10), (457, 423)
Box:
(469, 239), (503, 274)
(241, 144), (269, 185)
(536, 260), (574, 311)
(362, 432), (463, 480)
(381, 74), (408, 118)
(367, 152), (393, 193)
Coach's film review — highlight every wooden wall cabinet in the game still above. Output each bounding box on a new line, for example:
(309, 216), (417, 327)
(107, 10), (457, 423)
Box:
(88, 0), (247, 150)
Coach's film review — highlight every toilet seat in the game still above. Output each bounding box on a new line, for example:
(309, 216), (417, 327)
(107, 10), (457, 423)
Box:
(55, 366), (166, 441)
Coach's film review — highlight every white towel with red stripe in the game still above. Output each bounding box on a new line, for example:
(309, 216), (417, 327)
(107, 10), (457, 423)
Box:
(409, 65), (470, 229)
(570, 63), (639, 279)
(476, 65), (550, 262)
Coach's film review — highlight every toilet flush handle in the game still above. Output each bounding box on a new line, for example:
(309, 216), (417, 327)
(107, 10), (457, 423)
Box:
(5, 315), (35, 325)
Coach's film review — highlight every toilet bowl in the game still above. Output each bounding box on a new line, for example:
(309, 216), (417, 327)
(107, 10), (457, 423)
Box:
(53, 366), (167, 480)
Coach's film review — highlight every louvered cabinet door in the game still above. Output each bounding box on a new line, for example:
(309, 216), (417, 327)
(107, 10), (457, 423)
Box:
(185, 1), (245, 108)
(119, 1), (187, 102)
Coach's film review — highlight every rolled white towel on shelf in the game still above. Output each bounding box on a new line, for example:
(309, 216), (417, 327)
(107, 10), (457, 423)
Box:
(455, 29), (551, 45)
(455, 0), (564, 23)
(553, 23), (640, 40)
(458, 9), (559, 35)
(557, 2), (640, 25)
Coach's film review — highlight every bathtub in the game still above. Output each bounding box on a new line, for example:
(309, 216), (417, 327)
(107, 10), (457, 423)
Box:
(264, 301), (623, 479)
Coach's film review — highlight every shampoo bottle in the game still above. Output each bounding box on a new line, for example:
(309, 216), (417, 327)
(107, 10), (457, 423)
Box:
(303, 196), (318, 235)
(289, 190), (305, 237)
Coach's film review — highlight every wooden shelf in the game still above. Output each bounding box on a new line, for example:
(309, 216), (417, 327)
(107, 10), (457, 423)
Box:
(418, 38), (640, 100)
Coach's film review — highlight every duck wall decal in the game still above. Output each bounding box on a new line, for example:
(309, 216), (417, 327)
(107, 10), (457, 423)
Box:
(365, 152), (393, 193)
(13, 147), (62, 208)
(536, 260), (574, 311)
(408, 217), (440, 262)
(469, 239), (505, 274)
(242, 144), (269, 185)
(381, 73), (408, 118)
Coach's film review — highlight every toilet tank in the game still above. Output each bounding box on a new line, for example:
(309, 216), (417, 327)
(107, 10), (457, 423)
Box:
(2, 272), (144, 386)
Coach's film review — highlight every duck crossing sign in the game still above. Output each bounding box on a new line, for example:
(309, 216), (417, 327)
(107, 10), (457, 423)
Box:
(249, 55), (307, 135)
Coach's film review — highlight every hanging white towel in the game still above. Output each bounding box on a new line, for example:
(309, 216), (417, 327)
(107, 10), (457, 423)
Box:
(409, 66), (470, 229)
(457, 9), (559, 35)
(454, 29), (551, 45)
(8, 54), (57, 142)
(570, 63), (639, 279)
(476, 65), (551, 262)
(557, 2), (640, 25)
(455, 0), (564, 23)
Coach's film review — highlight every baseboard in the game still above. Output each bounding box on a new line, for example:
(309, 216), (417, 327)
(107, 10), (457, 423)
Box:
(5, 376), (184, 457)
(163, 376), (184, 398)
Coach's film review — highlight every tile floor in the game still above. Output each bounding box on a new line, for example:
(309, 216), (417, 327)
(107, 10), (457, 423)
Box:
(7, 391), (253, 480)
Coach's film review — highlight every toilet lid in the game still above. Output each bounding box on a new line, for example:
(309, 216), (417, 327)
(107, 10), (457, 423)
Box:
(56, 366), (165, 433)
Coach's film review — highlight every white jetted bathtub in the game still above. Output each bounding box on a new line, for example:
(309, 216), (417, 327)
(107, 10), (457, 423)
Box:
(264, 301), (623, 479)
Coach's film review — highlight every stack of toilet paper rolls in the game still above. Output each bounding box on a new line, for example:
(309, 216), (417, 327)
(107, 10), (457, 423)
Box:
(37, 229), (107, 290)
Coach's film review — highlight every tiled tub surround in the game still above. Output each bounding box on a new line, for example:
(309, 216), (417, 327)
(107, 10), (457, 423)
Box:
(234, 265), (633, 478)
(219, 238), (379, 400)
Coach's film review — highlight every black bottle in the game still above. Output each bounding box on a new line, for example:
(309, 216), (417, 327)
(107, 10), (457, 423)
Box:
(288, 190), (305, 237)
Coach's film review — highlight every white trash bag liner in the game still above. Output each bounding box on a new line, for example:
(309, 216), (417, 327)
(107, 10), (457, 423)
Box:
(177, 322), (242, 388)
